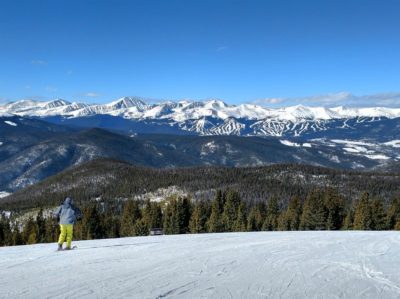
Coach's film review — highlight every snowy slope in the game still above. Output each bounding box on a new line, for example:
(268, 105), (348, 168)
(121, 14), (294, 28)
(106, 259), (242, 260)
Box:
(1, 231), (400, 298)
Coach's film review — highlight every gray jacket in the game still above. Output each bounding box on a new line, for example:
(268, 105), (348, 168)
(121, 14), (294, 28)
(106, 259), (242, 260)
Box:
(54, 197), (82, 225)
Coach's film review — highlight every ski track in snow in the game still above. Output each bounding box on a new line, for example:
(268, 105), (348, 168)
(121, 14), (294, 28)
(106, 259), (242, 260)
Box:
(1, 231), (400, 299)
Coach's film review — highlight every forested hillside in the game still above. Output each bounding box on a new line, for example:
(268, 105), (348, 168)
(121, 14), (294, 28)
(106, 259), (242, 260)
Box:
(1, 159), (400, 246)
(2, 158), (400, 211)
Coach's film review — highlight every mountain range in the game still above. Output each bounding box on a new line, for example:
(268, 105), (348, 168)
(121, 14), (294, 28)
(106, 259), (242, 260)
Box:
(2, 97), (400, 138)
(1, 97), (400, 194)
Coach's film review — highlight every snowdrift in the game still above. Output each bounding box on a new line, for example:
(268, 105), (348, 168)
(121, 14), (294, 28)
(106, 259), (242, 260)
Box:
(1, 231), (400, 298)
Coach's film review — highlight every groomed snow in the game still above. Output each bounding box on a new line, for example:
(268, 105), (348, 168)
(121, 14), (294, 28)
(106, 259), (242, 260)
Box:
(1, 231), (400, 298)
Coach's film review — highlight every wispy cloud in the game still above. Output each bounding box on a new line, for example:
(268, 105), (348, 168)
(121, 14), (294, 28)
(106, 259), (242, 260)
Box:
(24, 85), (31, 89)
(84, 92), (100, 97)
(216, 46), (228, 52)
(293, 92), (352, 105)
(67, 70), (73, 76)
(45, 86), (58, 92)
(252, 92), (400, 107)
(355, 92), (400, 106)
(31, 60), (47, 65)
(253, 98), (285, 105)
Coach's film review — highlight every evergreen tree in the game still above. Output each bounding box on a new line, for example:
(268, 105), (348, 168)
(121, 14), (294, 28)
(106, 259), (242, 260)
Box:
(83, 205), (105, 239)
(370, 198), (386, 230)
(207, 191), (225, 233)
(24, 217), (39, 244)
(324, 188), (345, 230)
(36, 209), (46, 243)
(234, 201), (247, 232)
(221, 190), (241, 232)
(103, 211), (120, 238)
(285, 196), (302, 230)
(342, 208), (354, 230)
(277, 212), (289, 231)
(215, 190), (226, 212)
(177, 197), (192, 234)
(300, 189), (326, 230)
(12, 223), (24, 246)
(163, 197), (192, 234)
(4, 219), (12, 246)
(395, 219), (400, 230)
(74, 206), (88, 240)
(133, 219), (149, 236)
(207, 201), (221, 233)
(142, 200), (163, 230)
(0, 220), (8, 246)
(262, 197), (279, 231)
(247, 206), (263, 231)
(163, 198), (180, 234)
(120, 200), (141, 237)
(353, 192), (373, 230)
(386, 198), (400, 229)
(45, 217), (59, 243)
(189, 201), (208, 233)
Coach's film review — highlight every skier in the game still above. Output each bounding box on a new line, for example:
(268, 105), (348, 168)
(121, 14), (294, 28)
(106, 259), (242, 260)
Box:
(54, 197), (82, 250)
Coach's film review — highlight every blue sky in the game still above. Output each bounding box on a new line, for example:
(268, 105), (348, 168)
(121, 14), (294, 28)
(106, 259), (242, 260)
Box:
(1, 0), (400, 107)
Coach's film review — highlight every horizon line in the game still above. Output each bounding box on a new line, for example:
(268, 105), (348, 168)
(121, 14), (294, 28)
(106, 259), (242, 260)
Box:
(1, 91), (400, 109)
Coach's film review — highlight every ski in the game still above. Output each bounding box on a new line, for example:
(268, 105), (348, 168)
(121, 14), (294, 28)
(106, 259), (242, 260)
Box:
(56, 245), (78, 252)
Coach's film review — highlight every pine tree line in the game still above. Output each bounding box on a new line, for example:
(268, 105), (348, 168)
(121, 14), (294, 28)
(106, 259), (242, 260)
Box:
(1, 188), (400, 247)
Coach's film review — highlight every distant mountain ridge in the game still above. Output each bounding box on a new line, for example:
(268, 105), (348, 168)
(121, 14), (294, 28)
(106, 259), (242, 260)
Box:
(2, 97), (400, 120)
(1, 97), (400, 137)
(0, 115), (399, 193)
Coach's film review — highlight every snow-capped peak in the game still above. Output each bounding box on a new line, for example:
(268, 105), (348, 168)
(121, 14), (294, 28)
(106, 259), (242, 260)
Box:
(204, 99), (228, 109)
(107, 97), (148, 111)
(44, 99), (71, 109)
(4, 99), (41, 110)
(276, 105), (340, 121)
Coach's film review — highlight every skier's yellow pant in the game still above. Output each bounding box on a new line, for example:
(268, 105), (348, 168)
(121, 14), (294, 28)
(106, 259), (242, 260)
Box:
(58, 224), (73, 248)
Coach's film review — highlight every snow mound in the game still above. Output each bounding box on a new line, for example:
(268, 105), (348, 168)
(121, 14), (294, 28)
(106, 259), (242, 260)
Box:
(364, 154), (390, 160)
(280, 140), (301, 147)
(4, 120), (17, 126)
(384, 140), (400, 148)
(0, 191), (11, 198)
(133, 186), (188, 202)
(344, 147), (362, 153)
(1, 231), (400, 298)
